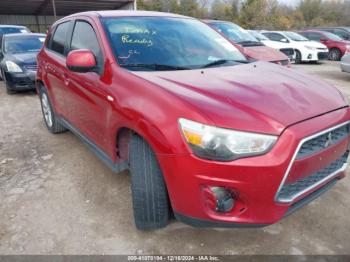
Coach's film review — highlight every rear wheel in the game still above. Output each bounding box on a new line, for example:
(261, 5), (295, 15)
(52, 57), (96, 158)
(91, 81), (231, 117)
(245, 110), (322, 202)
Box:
(329, 48), (342, 61)
(295, 50), (302, 64)
(129, 134), (170, 230)
(39, 86), (67, 134)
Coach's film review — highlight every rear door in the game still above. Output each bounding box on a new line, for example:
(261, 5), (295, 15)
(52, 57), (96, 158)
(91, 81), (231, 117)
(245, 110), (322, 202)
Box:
(64, 18), (110, 153)
(44, 21), (73, 116)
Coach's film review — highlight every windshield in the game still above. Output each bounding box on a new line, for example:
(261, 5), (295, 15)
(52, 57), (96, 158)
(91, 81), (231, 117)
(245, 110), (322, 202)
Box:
(4, 35), (45, 54)
(284, 32), (308, 41)
(0, 27), (30, 35)
(209, 22), (259, 43)
(248, 30), (269, 41)
(323, 31), (343, 41)
(102, 17), (247, 71)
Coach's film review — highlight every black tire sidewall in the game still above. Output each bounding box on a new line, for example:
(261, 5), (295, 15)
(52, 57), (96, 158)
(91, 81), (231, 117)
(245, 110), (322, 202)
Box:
(329, 49), (341, 61)
(129, 135), (170, 230)
(295, 50), (302, 64)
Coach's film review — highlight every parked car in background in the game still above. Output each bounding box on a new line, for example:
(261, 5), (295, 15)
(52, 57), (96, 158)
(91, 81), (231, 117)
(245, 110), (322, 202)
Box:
(0, 33), (45, 94)
(37, 11), (350, 230)
(204, 20), (290, 66)
(0, 25), (31, 48)
(262, 31), (329, 64)
(341, 52), (350, 73)
(0, 25), (32, 81)
(298, 30), (350, 61)
(248, 30), (295, 61)
(314, 27), (350, 41)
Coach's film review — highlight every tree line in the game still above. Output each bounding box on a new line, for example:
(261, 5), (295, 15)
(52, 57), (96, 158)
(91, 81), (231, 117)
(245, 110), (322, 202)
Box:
(137, 0), (350, 29)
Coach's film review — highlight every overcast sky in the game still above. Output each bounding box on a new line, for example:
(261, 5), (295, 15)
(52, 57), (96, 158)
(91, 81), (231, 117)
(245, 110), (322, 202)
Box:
(278, 0), (300, 6)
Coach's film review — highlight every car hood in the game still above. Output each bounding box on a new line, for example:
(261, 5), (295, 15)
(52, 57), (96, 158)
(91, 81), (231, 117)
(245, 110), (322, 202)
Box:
(132, 62), (347, 135)
(240, 45), (288, 62)
(306, 41), (328, 49)
(5, 52), (38, 65)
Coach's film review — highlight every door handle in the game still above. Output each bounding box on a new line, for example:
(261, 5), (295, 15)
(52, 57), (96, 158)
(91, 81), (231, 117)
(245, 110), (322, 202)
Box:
(63, 73), (70, 86)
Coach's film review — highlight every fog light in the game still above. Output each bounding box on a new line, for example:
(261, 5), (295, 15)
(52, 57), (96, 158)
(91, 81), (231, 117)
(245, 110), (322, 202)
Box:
(206, 187), (235, 213)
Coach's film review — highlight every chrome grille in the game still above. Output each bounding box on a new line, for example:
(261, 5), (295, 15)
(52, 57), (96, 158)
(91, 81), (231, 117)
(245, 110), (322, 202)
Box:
(25, 64), (38, 71)
(276, 151), (348, 203)
(275, 122), (350, 204)
(297, 124), (349, 159)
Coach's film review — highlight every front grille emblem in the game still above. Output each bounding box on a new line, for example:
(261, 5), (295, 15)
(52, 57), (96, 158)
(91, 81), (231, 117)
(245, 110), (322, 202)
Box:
(324, 132), (333, 148)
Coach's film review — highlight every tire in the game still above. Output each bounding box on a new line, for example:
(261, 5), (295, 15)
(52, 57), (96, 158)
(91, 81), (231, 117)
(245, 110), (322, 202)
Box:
(129, 134), (170, 230)
(2, 71), (16, 95)
(329, 48), (342, 61)
(39, 86), (67, 134)
(295, 50), (302, 64)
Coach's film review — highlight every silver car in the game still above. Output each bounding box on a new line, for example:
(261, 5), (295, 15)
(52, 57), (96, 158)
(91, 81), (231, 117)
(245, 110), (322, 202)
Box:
(341, 53), (350, 73)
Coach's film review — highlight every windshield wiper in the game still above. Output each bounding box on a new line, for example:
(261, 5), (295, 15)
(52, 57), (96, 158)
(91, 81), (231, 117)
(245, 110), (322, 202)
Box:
(201, 59), (248, 68)
(237, 40), (264, 46)
(121, 63), (189, 71)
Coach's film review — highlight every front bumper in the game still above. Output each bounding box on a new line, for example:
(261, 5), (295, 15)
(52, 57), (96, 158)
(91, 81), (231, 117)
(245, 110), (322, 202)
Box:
(318, 51), (329, 60)
(4, 70), (36, 91)
(301, 50), (329, 61)
(159, 108), (350, 227)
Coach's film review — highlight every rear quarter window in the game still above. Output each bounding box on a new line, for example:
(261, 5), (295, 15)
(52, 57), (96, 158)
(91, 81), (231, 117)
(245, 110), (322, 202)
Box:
(50, 22), (70, 55)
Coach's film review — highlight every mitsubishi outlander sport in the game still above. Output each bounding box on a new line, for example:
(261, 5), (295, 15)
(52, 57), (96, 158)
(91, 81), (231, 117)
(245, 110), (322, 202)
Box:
(36, 11), (350, 230)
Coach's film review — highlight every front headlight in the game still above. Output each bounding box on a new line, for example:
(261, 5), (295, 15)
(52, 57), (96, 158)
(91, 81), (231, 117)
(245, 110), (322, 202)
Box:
(305, 45), (316, 51)
(179, 118), (278, 161)
(5, 61), (23, 73)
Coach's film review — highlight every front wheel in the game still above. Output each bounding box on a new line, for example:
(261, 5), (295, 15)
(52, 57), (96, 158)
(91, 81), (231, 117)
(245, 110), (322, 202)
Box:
(129, 135), (170, 230)
(294, 50), (302, 64)
(1, 69), (15, 95)
(329, 48), (341, 61)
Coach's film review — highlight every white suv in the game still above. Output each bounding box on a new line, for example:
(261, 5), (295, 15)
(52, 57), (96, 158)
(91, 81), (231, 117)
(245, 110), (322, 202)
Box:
(262, 31), (329, 64)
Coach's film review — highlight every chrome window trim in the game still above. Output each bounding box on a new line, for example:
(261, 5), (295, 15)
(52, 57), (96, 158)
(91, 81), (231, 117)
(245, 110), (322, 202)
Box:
(275, 121), (350, 204)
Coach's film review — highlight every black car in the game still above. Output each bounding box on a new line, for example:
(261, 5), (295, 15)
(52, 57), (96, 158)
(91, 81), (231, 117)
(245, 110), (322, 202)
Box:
(0, 33), (45, 94)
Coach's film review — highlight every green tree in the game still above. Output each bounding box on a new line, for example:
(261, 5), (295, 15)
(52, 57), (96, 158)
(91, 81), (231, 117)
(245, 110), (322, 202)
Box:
(179, 0), (200, 17)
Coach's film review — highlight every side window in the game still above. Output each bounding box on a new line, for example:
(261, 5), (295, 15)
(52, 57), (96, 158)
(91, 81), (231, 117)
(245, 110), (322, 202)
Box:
(70, 21), (103, 66)
(308, 33), (321, 41)
(265, 33), (284, 42)
(51, 22), (70, 55)
(334, 29), (348, 40)
(45, 30), (53, 49)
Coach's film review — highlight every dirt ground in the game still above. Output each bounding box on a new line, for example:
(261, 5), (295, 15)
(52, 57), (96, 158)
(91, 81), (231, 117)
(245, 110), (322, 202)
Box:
(0, 61), (350, 255)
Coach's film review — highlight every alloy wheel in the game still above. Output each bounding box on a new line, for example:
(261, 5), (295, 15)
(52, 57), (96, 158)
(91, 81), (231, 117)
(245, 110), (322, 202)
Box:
(41, 93), (53, 127)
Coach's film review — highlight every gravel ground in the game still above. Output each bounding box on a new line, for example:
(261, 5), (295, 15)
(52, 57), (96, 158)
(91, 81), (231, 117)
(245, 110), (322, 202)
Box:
(0, 61), (350, 255)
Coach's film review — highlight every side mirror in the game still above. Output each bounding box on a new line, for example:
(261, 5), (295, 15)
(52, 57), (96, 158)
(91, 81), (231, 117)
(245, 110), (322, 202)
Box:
(280, 38), (288, 43)
(320, 38), (327, 42)
(66, 49), (97, 73)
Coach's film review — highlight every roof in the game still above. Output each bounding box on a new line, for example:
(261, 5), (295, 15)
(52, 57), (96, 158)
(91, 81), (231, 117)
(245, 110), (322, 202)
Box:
(0, 25), (28, 28)
(0, 0), (135, 16)
(71, 10), (190, 18)
(203, 19), (230, 24)
(54, 10), (192, 25)
(3, 33), (46, 38)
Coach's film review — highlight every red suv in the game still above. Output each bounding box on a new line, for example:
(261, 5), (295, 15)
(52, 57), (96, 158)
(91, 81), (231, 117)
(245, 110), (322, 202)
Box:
(36, 11), (350, 230)
(299, 30), (350, 60)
